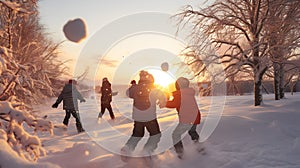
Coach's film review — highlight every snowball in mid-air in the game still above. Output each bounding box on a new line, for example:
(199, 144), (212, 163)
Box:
(161, 62), (169, 71)
(63, 18), (87, 43)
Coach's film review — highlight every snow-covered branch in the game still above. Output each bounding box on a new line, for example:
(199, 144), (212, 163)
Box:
(0, 101), (53, 161)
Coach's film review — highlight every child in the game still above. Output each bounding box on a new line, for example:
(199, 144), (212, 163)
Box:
(98, 77), (115, 120)
(52, 79), (86, 133)
(165, 77), (202, 159)
(121, 71), (166, 162)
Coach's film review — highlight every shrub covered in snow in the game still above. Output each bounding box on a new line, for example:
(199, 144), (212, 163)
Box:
(0, 0), (66, 106)
(0, 101), (53, 161)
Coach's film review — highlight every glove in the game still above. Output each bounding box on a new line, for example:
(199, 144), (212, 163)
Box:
(80, 99), (86, 103)
(52, 102), (59, 108)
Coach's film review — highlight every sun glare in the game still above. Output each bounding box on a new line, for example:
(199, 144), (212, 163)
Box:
(130, 68), (177, 94)
(147, 69), (175, 88)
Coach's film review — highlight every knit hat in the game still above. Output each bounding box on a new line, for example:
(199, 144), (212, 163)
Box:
(139, 70), (154, 84)
(130, 80), (136, 85)
(102, 77), (108, 82)
(175, 77), (189, 90)
(69, 79), (77, 85)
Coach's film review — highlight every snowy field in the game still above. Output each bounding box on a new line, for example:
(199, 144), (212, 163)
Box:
(2, 93), (300, 168)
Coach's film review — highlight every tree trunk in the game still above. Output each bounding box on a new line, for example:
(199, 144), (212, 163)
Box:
(262, 83), (269, 94)
(279, 63), (285, 98)
(254, 71), (264, 106)
(273, 62), (280, 100)
(290, 82), (295, 95)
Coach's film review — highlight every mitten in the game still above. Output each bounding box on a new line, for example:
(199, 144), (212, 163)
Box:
(52, 102), (59, 108)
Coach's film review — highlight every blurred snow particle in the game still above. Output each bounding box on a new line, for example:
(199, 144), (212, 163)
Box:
(63, 18), (87, 43)
(292, 137), (300, 155)
(85, 150), (90, 156)
(161, 62), (169, 71)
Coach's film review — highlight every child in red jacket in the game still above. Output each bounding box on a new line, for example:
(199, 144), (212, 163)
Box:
(165, 77), (203, 159)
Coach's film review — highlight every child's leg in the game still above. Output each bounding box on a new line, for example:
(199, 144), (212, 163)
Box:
(172, 123), (191, 154)
(63, 110), (71, 126)
(71, 110), (85, 132)
(125, 121), (145, 151)
(144, 119), (161, 153)
(188, 125), (205, 153)
(188, 124), (199, 141)
(98, 104), (106, 118)
(107, 104), (115, 119)
(121, 123), (144, 163)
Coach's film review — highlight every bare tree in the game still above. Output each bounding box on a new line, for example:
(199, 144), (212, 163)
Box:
(265, 0), (300, 100)
(176, 0), (272, 106)
(284, 59), (300, 94)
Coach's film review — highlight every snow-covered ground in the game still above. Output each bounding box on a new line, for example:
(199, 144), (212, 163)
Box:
(2, 93), (300, 168)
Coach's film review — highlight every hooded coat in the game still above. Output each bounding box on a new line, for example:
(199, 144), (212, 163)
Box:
(126, 79), (166, 122)
(101, 80), (112, 104)
(166, 88), (201, 125)
(55, 83), (84, 110)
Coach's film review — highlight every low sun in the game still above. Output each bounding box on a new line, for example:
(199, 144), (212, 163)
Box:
(147, 69), (175, 88)
(131, 68), (176, 92)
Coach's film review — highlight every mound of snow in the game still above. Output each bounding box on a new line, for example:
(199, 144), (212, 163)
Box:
(0, 139), (59, 168)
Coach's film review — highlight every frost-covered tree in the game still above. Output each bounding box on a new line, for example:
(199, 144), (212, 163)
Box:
(284, 58), (300, 94)
(0, 0), (64, 162)
(176, 0), (282, 106)
(0, 0), (67, 105)
(265, 0), (300, 100)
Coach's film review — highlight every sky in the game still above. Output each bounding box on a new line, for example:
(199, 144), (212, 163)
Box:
(38, 0), (213, 85)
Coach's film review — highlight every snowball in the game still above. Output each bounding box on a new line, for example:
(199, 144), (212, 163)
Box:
(63, 18), (87, 43)
(161, 62), (169, 71)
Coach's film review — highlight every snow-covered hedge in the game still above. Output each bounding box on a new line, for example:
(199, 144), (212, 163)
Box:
(0, 101), (53, 161)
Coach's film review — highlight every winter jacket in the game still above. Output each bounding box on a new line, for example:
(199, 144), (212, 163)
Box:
(126, 81), (166, 122)
(166, 88), (201, 125)
(55, 83), (85, 110)
(101, 81), (112, 104)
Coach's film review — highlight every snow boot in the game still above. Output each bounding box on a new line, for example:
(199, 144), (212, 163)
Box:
(177, 152), (184, 159)
(120, 145), (132, 162)
(76, 123), (85, 133)
(98, 112), (103, 119)
(141, 150), (154, 167)
(193, 140), (206, 154)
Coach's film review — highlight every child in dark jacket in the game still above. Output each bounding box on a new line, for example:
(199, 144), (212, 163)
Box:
(98, 77), (115, 119)
(120, 71), (166, 162)
(52, 79), (86, 133)
(165, 77), (203, 158)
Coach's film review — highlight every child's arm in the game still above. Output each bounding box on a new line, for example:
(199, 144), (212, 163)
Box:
(74, 88), (85, 102)
(126, 85), (136, 98)
(150, 89), (167, 108)
(52, 89), (63, 108)
(165, 94), (180, 108)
